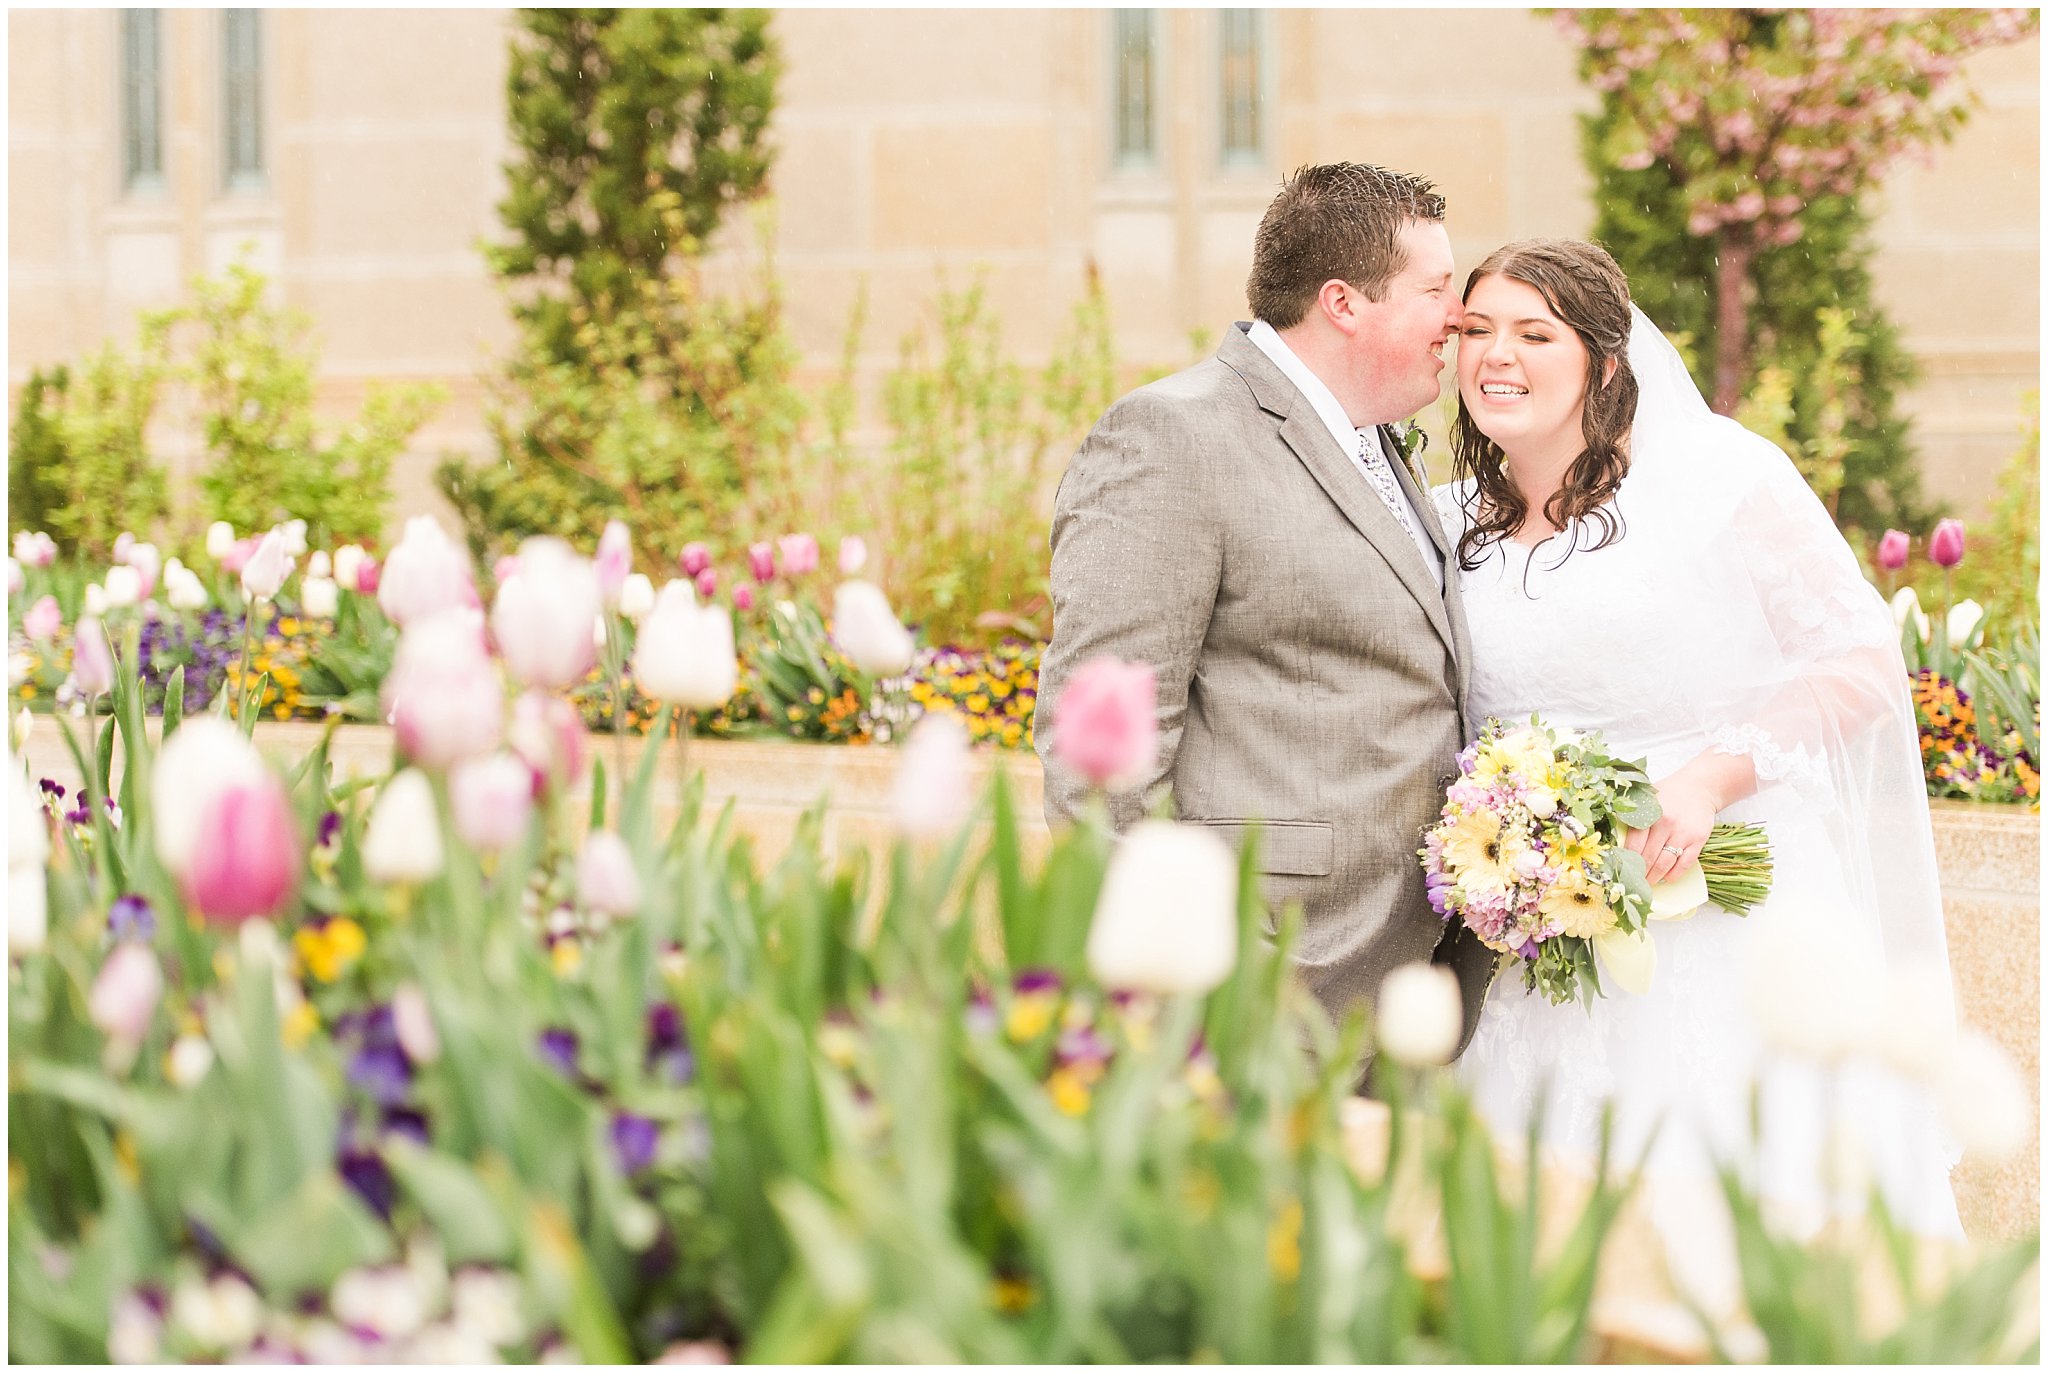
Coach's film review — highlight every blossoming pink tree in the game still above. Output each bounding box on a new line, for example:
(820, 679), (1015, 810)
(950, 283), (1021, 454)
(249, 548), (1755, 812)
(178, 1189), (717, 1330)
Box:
(1552, 8), (2038, 413)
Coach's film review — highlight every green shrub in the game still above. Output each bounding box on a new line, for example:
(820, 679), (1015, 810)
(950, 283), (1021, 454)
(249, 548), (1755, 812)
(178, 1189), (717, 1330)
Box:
(1951, 396), (2040, 631)
(7, 330), (171, 559)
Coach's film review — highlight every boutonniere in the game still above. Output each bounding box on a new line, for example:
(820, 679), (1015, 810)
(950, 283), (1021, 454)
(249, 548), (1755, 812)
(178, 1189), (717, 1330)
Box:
(1390, 419), (1429, 484)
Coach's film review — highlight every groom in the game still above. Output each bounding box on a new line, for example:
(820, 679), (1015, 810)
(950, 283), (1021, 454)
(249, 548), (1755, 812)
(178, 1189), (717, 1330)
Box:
(1036, 162), (1492, 1054)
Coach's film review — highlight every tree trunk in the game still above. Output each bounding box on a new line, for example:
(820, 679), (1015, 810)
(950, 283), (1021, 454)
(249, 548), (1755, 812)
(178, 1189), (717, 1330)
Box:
(1712, 230), (1754, 415)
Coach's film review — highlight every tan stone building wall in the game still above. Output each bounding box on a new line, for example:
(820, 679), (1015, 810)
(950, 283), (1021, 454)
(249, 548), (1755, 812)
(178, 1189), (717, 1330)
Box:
(9, 8), (2039, 537)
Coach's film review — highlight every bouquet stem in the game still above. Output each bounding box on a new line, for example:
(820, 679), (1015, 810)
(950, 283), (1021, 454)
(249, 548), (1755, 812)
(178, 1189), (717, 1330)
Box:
(1700, 822), (1772, 916)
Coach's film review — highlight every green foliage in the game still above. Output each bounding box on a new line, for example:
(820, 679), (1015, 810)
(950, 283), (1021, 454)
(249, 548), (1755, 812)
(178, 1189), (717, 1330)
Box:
(7, 333), (171, 560)
(1952, 397), (2041, 631)
(1586, 132), (1926, 534)
(163, 260), (444, 549)
(487, 8), (779, 368)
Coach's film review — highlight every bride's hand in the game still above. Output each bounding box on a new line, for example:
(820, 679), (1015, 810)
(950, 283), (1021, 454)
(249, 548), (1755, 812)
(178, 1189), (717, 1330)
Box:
(1625, 774), (1719, 886)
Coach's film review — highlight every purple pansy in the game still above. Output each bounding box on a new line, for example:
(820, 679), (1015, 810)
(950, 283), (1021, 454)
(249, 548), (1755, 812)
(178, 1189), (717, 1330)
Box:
(537, 1027), (580, 1079)
(609, 1112), (659, 1176)
(108, 894), (156, 942)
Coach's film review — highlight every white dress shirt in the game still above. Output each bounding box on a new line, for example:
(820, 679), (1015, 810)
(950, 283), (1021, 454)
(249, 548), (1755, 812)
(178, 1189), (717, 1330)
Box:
(1245, 319), (1444, 590)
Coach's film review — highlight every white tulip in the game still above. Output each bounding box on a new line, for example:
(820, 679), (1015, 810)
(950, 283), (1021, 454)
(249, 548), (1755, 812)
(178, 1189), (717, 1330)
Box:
(1877, 960), (1957, 1080)
(10, 765), (50, 955)
(307, 549), (332, 580)
(632, 591), (737, 711)
(449, 751), (534, 853)
(152, 718), (270, 878)
(12, 707), (31, 753)
(280, 518), (308, 558)
(831, 580), (916, 677)
(108, 1292), (165, 1364)
(165, 1034), (215, 1088)
(363, 769), (445, 884)
(331, 1265), (429, 1341)
(5, 557), (20, 597)
(1086, 820), (1238, 996)
(166, 568), (209, 611)
(617, 571), (655, 623)
(1945, 598), (1985, 649)
(333, 543), (367, 593)
(1374, 962), (1463, 1067)
(391, 983), (440, 1066)
(300, 575), (339, 620)
(1889, 586), (1931, 643)
(1938, 1029), (2031, 1163)
(84, 582), (108, 617)
(240, 528), (293, 602)
(206, 521), (237, 560)
(451, 1267), (528, 1348)
(491, 536), (602, 690)
(890, 713), (973, 838)
(103, 565), (142, 608)
(171, 1272), (263, 1352)
(577, 829), (642, 917)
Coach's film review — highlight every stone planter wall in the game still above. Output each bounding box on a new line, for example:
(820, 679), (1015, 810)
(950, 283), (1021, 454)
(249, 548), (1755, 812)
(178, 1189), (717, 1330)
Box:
(23, 722), (2039, 1244)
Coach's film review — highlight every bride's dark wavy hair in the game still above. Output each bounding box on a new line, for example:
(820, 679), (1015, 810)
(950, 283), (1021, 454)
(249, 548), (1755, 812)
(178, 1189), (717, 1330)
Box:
(1449, 239), (1639, 571)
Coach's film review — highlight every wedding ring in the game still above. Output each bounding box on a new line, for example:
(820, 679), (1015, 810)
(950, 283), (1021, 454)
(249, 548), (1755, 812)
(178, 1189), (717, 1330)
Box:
(1661, 844), (1684, 856)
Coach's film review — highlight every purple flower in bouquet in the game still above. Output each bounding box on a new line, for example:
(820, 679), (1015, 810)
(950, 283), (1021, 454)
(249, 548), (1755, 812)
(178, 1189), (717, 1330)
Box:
(610, 1112), (660, 1177)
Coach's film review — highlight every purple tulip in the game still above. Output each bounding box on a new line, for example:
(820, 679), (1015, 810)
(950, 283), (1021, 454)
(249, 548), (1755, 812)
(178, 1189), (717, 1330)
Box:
(1928, 519), (1966, 569)
(678, 542), (712, 579)
(747, 542), (775, 584)
(609, 1112), (659, 1176)
(1877, 529), (1910, 571)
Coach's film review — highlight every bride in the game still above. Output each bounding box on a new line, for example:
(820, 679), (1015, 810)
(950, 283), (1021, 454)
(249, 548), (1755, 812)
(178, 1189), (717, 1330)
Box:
(1432, 238), (1963, 1246)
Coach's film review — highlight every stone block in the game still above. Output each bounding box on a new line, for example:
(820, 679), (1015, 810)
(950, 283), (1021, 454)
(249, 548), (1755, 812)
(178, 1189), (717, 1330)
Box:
(299, 10), (510, 120)
(871, 124), (1057, 254)
(775, 10), (1054, 109)
(764, 123), (868, 255)
(1870, 245), (2039, 351)
(295, 138), (499, 259)
(1323, 114), (1513, 244)
(1884, 107), (2039, 240)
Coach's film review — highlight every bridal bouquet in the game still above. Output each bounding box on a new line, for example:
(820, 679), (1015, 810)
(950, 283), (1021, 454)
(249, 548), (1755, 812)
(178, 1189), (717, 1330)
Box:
(1418, 716), (1772, 1006)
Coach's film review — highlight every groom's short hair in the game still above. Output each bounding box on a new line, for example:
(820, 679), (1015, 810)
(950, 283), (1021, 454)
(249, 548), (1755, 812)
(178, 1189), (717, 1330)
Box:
(1248, 162), (1447, 328)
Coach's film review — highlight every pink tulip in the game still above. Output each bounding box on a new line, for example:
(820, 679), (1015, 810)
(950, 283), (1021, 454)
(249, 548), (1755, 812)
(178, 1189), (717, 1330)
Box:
(450, 753), (536, 853)
(694, 567), (718, 599)
(355, 557), (381, 597)
(493, 555), (521, 586)
(379, 517), (476, 627)
(114, 533), (135, 564)
(222, 537), (258, 577)
(1876, 529), (1909, 571)
(491, 537), (601, 690)
(126, 543), (161, 599)
(595, 520), (633, 607)
(6, 559), (21, 597)
(182, 777), (299, 924)
(838, 536), (869, 576)
(777, 533), (819, 577)
(89, 943), (163, 1049)
(1928, 519), (1965, 569)
(240, 529), (292, 601)
(747, 542), (776, 584)
(733, 584), (755, 612)
(1050, 656), (1159, 794)
(577, 830), (642, 917)
(23, 595), (60, 642)
(13, 531), (56, 567)
(679, 543), (712, 579)
(71, 616), (116, 697)
(383, 612), (503, 769)
(509, 691), (588, 794)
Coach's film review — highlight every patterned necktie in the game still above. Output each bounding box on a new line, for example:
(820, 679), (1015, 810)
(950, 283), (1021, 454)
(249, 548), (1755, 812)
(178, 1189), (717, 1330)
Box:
(1356, 428), (1418, 540)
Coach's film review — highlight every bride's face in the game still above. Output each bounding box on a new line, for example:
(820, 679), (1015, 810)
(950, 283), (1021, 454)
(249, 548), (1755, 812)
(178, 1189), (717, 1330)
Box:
(1456, 275), (1593, 458)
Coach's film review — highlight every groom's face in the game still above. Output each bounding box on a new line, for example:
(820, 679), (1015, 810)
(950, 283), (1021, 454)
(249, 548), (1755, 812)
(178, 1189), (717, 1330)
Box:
(1348, 220), (1460, 423)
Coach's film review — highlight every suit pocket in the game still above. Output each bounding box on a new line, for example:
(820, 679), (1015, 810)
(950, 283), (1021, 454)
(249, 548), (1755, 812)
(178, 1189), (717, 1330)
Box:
(1186, 819), (1334, 878)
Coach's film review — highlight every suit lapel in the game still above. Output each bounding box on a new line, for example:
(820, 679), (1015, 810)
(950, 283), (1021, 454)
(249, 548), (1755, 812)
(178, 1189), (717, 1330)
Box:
(1382, 425), (1452, 562)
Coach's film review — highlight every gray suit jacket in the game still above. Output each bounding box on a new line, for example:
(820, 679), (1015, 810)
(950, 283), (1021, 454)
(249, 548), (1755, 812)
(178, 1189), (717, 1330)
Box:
(1037, 322), (1494, 1051)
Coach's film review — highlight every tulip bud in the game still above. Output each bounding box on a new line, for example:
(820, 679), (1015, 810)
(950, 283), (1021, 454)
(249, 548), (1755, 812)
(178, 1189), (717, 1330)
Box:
(618, 572), (655, 623)
(1049, 656), (1158, 794)
(70, 616), (116, 697)
(1374, 963), (1463, 1067)
(595, 520), (633, 607)
(333, 543), (367, 593)
(1876, 529), (1909, 571)
(300, 576), (340, 620)
(23, 595), (60, 642)
(509, 691), (588, 792)
(89, 943), (163, 1061)
(1927, 518), (1965, 569)
(694, 567), (717, 600)
(152, 717), (271, 877)
(383, 612), (502, 769)
(679, 542), (712, 579)
(747, 542), (775, 583)
(838, 535), (868, 576)
(492, 538), (601, 690)
(450, 752), (535, 853)
(1945, 598), (1984, 649)
(890, 713), (973, 838)
(307, 549), (332, 580)
(577, 830), (642, 918)
(182, 776), (300, 924)
(240, 529), (293, 602)
(1937, 1031), (2033, 1164)
(732, 584), (754, 613)
(1087, 821), (1238, 995)
(632, 588), (737, 710)
(363, 769), (445, 884)
(10, 766), (50, 955)
(831, 580), (916, 678)
(206, 521), (237, 560)
(777, 533), (819, 577)
(379, 517), (476, 627)
(103, 565), (142, 609)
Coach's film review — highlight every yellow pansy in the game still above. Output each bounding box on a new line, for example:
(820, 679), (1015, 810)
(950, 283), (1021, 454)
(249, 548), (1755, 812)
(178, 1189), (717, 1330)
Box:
(282, 1000), (320, 1049)
(1267, 1198), (1304, 1283)
(1046, 1068), (1091, 1116)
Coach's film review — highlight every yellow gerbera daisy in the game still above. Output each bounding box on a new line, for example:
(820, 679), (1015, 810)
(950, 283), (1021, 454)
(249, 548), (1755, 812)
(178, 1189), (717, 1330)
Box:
(1539, 866), (1617, 938)
(1440, 807), (1524, 886)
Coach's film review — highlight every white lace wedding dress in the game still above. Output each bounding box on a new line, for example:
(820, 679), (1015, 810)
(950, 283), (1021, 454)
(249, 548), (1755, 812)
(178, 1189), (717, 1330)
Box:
(1431, 318), (1964, 1256)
